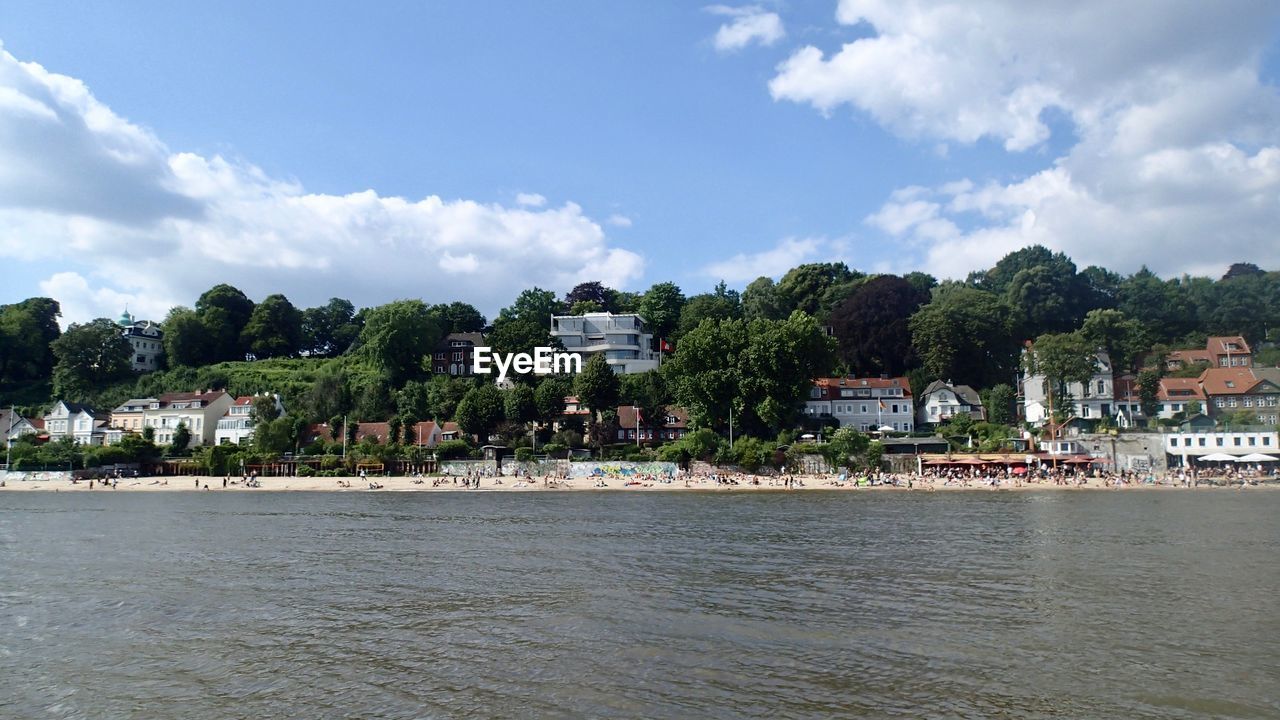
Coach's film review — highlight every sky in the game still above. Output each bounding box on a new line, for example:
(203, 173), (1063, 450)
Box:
(3, 1), (1280, 325)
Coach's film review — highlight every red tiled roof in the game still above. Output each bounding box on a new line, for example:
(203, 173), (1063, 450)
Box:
(1198, 367), (1261, 396)
(1206, 336), (1251, 356)
(354, 422), (391, 443)
(1157, 377), (1205, 402)
(616, 405), (689, 430)
(811, 376), (912, 400)
(233, 396), (256, 406)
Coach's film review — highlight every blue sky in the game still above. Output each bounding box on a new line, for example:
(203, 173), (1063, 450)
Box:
(3, 1), (1280, 324)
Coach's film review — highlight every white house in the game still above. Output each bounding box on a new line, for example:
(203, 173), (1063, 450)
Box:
(1, 408), (38, 442)
(550, 312), (659, 374)
(1022, 350), (1115, 425)
(918, 380), (984, 427)
(143, 391), (234, 448)
(1164, 430), (1279, 464)
(43, 401), (108, 445)
(118, 310), (164, 373)
(215, 394), (284, 446)
(805, 376), (915, 433)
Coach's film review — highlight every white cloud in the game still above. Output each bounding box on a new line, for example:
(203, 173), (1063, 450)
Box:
(606, 213), (632, 228)
(702, 237), (825, 282)
(0, 45), (645, 324)
(707, 5), (785, 53)
(772, 3), (1280, 278)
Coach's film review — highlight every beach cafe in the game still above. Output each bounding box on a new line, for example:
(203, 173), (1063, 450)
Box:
(917, 452), (1108, 473)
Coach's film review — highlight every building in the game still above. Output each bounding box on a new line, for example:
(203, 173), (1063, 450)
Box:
(1155, 378), (1205, 419)
(110, 398), (156, 433)
(1165, 336), (1252, 371)
(433, 332), (486, 376)
(1198, 367), (1280, 425)
(43, 401), (109, 445)
(143, 391), (234, 448)
(1164, 430), (1279, 465)
(1111, 375), (1146, 427)
(1, 408), (39, 442)
(615, 405), (690, 442)
(550, 312), (658, 374)
(917, 380), (984, 427)
(805, 376), (915, 432)
(1022, 350), (1115, 425)
(117, 310), (164, 373)
(215, 394), (284, 446)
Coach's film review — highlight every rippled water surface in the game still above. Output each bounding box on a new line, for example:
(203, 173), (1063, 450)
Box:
(2, 491), (1278, 719)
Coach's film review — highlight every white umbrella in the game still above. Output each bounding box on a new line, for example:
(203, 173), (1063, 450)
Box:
(1237, 453), (1279, 463)
(1198, 453), (1239, 462)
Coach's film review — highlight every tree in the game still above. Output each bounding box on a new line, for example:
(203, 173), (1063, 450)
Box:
(497, 287), (563, 325)
(240, 294), (303, 359)
(1118, 268), (1197, 342)
(741, 277), (787, 321)
(161, 306), (211, 367)
(909, 284), (1019, 389)
(575, 353), (620, 420)
(1137, 369), (1161, 422)
(619, 371), (670, 436)
(195, 284), (255, 361)
(170, 422), (192, 455)
(0, 297), (60, 384)
(358, 300), (442, 384)
(777, 262), (856, 317)
(427, 302), (486, 334)
(303, 365), (352, 421)
(565, 281), (615, 311)
(827, 427), (870, 469)
(50, 318), (133, 400)
(504, 384), (539, 426)
(534, 376), (570, 423)
(984, 384), (1017, 426)
(426, 375), (476, 422)
(1079, 309), (1152, 373)
(829, 275), (928, 376)
(454, 384), (504, 441)
(1025, 331), (1098, 422)
(637, 282), (686, 340)
(487, 318), (563, 381)
(676, 282), (741, 339)
(1005, 264), (1085, 338)
(301, 298), (360, 356)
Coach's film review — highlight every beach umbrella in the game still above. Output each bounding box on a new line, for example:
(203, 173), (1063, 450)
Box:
(1197, 453), (1239, 462)
(1236, 453), (1278, 463)
(1011, 466), (1027, 475)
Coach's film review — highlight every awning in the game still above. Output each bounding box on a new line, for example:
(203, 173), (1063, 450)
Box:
(1236, 453), (1278, 463)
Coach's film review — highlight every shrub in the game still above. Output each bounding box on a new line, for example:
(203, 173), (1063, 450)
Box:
(296, 465), (316, 477)
(434, 439), (471, 460)
(514, 447), (535, 462)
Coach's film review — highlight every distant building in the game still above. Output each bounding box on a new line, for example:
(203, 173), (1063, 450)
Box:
(433, 332), (486, 376)
(1021, 350), (1115, 425)
(917, 380), (984, 427)
(143, 391), (234, 447)
(1165, 336), (1252, 371)
(1, 408), (39, 442)
(1155, 378), (1205, 419)
(1164, 430), (1278, 463)
(615, 405), (690, 442)
(550, 312), (658, 374)
(43, 401), (109, 445)
(215, 394), (284, 446)
(1199, 367), (1280, 425)
(805, 376), (915, 432)
(110, 398), (156, 433)
(117, 309), (164, 373)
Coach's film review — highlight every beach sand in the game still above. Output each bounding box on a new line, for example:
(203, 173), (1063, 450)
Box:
(2, 474), (1274, 493)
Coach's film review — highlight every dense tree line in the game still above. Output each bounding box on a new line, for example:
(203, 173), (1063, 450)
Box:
(5, 249), (1278, 463)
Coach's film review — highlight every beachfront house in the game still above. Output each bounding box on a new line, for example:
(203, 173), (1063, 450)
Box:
(43, 401), (109, 445)
(615, 405), (690, 442)
(805, 376), (915, 432)
(1, 408), (39, 442)
(1165, 335), (1253, 371)
(143, 390), (234, 448)
(215, 394), (284, 446)
(110, 398), (156, 433)
(1021, 350), (1115, 426)
(1198, 367), (1280, 425)
(917, 380), (984, 427)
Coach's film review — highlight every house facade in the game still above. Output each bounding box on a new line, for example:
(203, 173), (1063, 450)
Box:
(433, 332), (486, 376)
(615, 405), (690, 442)
(1022, 350), (1115, 425)
(805, 376), (915, 432)
(1164, 430), (1278, 462)
(43, 401), (108, 445)
(1, 408), (39, 442)
(215, 394), (284, 446)
(1166, 336), (1252, 371)
(118, 310), (164, 373)
(917, 380), (984, 427)
(1155, 378), (1206, 419)
(143, 391), (234, 447)
(110, 398), (156, 433)
(1199, 367), (1280, 425)
(550, 312), (659, 374)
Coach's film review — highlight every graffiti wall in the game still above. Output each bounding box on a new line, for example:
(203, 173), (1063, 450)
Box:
(0, 470), (73, 484)
(569, 461), (678, 479)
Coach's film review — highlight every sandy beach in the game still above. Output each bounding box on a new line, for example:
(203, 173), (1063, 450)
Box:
(2, 473), (1275, 493)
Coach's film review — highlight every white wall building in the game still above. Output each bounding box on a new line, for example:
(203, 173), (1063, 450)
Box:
(1, 408), (38, 442)
(1022, 350), (1115, 425)
(550, 312), (659, 374)
(1164, 430), (1279, 462)
(918, 380), (984, 427)
(215, 394), (284, 446)
(43, 401), (108, 445)
(143, 391), (234, 448)
(118, 310), (164, 373)
(804, 376), (915, 432)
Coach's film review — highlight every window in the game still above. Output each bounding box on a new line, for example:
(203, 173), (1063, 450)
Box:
(1097, 380), (1105, 395)
(1183, 438), (1191, 447)
(1248, 437), (1256, 446)
(1228, 398), (1237, 408)
(1216, 399), (1226, 408)
(1216, 438), (1224, 446)
(1245, 398), (1254, 408)
(1265, 437), (1272, 446)
(860, 404), (868, 414)
(452, 352), (463, 361)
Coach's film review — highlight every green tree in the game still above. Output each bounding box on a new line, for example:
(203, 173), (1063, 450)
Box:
(497, 287), (563, 325)
(575, 353), (621, 420)
(0, 297), (60, 384)
(170, 422), (192, 455)
(1025, 332), (1098, 421)
(909, 284), (1019, 389)
(741, 277), (787, 321)
(454, 384), (504, 441)
(826, 427), (870, 469)
(196, 284), (256, 361)
(983, 383), (1017, 426)
(829, 275), (929, 376)
(1137, 369), (1161, 421)
(427, 301), (487, 333)
(161, 306), (211, 367)
(1080, 308), (1152, 373)
(637, 281), (686, 340)
(504, 384), (539, 426)
(50, 318), (133, 400)
(301, 298), (360, 356)
(675, 282), (741, 339)
(777, 262), (856, 317)
(303, 365), (352, 421)
(240, 293), (303, 359)
(358, 300), (443, 384)
(534, 376), (570, 424)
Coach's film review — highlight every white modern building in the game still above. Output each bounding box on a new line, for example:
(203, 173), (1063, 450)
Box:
(118, 310), (164, 373)
(1022, 350), (1115, 425)
(804, 376), (915, 432)
(143, 391), (234, 448)
(1164, 430), (1279, 464)
(550, 312), (659, 374)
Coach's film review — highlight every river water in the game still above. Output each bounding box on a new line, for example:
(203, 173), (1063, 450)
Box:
(1, 490), (1277, 719)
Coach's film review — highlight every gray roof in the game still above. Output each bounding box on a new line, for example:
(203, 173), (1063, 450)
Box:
(922, 380), (982, 406)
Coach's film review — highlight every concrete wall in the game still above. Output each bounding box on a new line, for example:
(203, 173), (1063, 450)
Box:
(1074, 433), (1168, 472)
